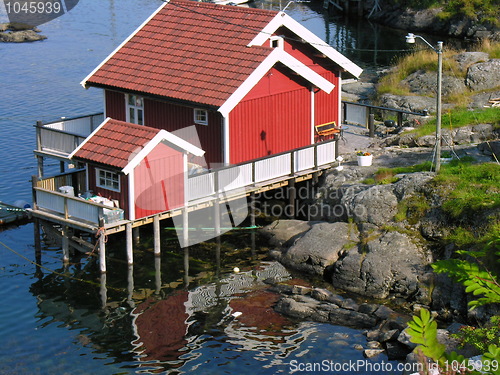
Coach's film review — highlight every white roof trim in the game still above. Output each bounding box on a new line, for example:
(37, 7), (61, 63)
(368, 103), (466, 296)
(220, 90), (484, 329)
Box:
(122, 129), (204, 175)
(68, 117), (112, 159)
(248, 12), (362, 79)
(80, 1), (169, 88)
(218, 48), (335, 117)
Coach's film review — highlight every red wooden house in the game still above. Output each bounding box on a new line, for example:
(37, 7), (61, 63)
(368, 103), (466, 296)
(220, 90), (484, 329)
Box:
(80, 0), (362, 167)
(69, 118), (204, 220)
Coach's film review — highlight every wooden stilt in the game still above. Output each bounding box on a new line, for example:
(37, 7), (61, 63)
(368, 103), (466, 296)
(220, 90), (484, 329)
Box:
(155, 256), (161, 295)
(126, 223), (133, 265)
(214, 199), (221, 237)
(34, 218), (43, 279)
(133, 227), (140, 245)
(182, 208), (189, 248)
(100, 273), (107, 309)
(250, 192), (256, 227)
(62, 225), (70, 264)
(99, 220), (106, 273)
(127, 265), (134, 307)
(183, 246), (189, 286)
(153, 215), (161, 256)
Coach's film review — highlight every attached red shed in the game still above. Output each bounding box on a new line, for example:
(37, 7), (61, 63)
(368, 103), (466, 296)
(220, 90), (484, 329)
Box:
(81, 0), (362, 167)
(69, 118), (204, 220)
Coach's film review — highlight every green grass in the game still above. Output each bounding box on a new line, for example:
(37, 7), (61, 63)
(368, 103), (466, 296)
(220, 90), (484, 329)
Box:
(409, 107), (500, 137)
(435, 159), (500, 219)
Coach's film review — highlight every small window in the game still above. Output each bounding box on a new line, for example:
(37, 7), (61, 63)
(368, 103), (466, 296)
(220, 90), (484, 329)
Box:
(270, 36), (284, 49)
(127, 94), (144, 125)
(194, 109), (208, 125)
(96, 169), (120, 192)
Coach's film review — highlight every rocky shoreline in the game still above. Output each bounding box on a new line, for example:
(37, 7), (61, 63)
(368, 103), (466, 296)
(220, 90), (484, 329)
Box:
(0, 23), (46, 43)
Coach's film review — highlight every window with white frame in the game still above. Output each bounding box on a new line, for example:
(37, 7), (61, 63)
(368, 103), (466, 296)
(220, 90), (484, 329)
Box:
(194, 108), (208, 125)
(96, 168), (120, 192)
(127, 94), (144, 125)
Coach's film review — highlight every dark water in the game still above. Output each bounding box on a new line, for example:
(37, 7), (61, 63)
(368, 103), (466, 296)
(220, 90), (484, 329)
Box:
(0, 1), (412, 373)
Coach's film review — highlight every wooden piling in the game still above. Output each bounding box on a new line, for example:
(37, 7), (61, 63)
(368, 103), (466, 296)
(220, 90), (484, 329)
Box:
(182, 208), (189, 248)
(99, 219), (106, 273)
(126, 223), (133, 265)
(62, 225), (70, 264)
(153, 215), (161, 256)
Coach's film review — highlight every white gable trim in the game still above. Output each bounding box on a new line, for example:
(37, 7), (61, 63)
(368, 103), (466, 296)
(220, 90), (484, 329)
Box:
(80, 1), (169, 88)
(68, 117), (112, 160)
(248, 12), (362, 79)
(122, 129), (204, 175)
(218, 48), (334, 117)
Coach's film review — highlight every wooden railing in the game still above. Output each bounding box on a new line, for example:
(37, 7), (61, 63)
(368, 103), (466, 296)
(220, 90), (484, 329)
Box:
(187, 139), (336, 202)
(33, 187), (124, 226)
(34, 169), (86, 195)
(35, 113), (104, 158)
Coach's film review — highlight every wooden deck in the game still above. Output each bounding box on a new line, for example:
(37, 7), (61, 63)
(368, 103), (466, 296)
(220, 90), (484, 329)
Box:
(30, 139), (338, 236)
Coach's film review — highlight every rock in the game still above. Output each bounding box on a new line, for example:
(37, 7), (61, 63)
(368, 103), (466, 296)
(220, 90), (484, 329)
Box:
(379, 329), (400, 342)
(366, 329), (381, 341)
(374, 305), (396, 320)
(398, 328), (418, 350)
(392, 172), (434, 200)
(466, 59), (500, 91)
(274, 297), (316, 320)
(341, 298), (359, 311)
(342, 82), (376, 100)
(453, 52), (489, 71)
(0, 29), (47, 42)
(259, 219), (312, 247)
(386, 341), (411, 360)
(341, 184), (399, 225)
(359, 303), (379, 315)
(331, 231), (429, 300)
(353, 344), (364, 351)
(402, 70), (466, 97)
(280, 222), (359, 275)
(328, 307), (377, 328)
(363, 349), (385, 358)
(367, 341), (383, 349)
(478, 140), (500, 157)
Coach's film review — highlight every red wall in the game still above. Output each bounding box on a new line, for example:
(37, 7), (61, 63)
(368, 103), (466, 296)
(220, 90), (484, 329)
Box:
(104, 90), (223, 167)
(87, 165), (129, 218)
(229, 67), (311, 164)
(105, 90), (126, 121)
(134, 142), (184, 219)
(315, 71), (340, 126)
(144, 100), (222, 167)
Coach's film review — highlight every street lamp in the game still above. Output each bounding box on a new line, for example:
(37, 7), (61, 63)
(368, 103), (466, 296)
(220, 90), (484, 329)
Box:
(406, 33), (443, 173)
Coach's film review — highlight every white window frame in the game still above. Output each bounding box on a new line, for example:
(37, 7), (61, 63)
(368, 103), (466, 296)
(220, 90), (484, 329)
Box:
(96, 168), (121, 192)
(127, 94), (144, 125)
(194, 108), (208, 125)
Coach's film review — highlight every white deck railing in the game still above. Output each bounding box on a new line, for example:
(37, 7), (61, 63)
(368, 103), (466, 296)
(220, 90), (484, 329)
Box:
(33, 139), (336, 227)
(34, 187), (124, 226)
(36, 113), (104, 158)
(187, 139), (337, 202)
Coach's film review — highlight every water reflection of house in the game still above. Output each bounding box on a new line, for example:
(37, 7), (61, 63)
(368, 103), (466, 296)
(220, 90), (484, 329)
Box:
(131, 262), (304, 370)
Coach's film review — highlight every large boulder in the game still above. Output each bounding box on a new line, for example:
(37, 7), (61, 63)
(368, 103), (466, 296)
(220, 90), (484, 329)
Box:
(278, 222), (359, 276)
(341, 184), (399, 225)
(331, 230), (430, 300)
(259, 219), (312, 247)
(466, 59), (500, 91)
(402, 70), (466, 97)
(453, 52), (489, 71)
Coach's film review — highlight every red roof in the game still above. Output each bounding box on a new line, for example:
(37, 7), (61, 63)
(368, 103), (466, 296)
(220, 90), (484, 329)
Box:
(72, 119), (160, 169)
(84, 0), (277, 107)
